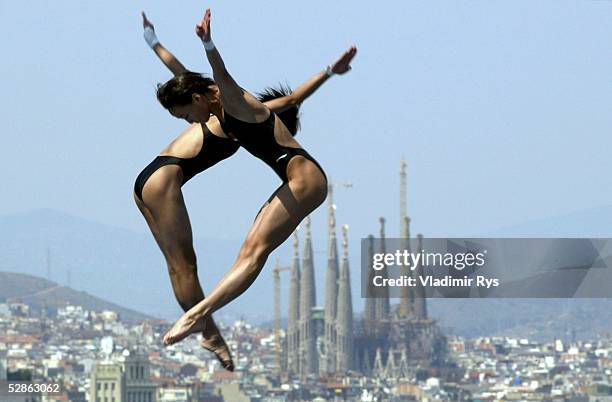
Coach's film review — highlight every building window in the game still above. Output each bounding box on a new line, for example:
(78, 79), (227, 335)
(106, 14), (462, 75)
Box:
(97, 383), (101, 391)
(104, 383), (108, 390)
(112, 383), (115, 391)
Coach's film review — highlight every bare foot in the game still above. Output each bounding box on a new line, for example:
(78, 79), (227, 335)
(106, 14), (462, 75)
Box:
(201, 333), (235, 372)
(163, 313), (204, 345)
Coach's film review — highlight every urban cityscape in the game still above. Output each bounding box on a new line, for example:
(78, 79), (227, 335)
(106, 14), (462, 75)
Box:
(1, 160), (611, 402)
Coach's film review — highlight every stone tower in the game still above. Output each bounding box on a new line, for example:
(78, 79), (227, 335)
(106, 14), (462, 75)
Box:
(287, 230), (301, 374)
(299, 217), (317, 375)
(363, 235), (377, 335)
(375, 217), (390, 322)
(413, 234), (428, 320)
(335, 224), (354, 372)
(399, 179), (413, 320)
(323, 185), (339, 373)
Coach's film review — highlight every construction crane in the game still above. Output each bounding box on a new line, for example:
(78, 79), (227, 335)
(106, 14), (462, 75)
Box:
(273, 259), (290, 377)
(327, 180), (353, 209)
(327, 180), (353, 229)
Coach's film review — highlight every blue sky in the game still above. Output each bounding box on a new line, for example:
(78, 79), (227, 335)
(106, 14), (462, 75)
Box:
(2, 0), (611, 246)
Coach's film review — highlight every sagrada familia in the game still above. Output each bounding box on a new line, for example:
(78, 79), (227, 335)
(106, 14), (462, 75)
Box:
(284, 160), (447, 379)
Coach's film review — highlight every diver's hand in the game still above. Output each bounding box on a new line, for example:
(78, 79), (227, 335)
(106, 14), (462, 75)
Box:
(331, 46), (358, 75)
(142, 11), (160, 48)
(141, 11), (154, 30)
(195, 8), (212, 43)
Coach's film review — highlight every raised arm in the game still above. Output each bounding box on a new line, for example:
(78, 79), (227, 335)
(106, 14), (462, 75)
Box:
(264, 46), (358, 113)
(195, 9), (269, 121)
(142, 11), (188, 76)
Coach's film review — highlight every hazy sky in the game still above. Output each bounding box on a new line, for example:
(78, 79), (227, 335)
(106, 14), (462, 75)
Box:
(2, 0), (611, 246)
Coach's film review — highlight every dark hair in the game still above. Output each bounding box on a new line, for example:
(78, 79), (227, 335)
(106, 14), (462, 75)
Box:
(157, 73), (301, 136)
(256, 84), (301, 137)
(156, 71), (216, 109)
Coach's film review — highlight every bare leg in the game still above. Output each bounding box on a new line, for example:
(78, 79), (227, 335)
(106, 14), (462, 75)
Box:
(135, 164), (234, 370)
(163, 156), (327, 345)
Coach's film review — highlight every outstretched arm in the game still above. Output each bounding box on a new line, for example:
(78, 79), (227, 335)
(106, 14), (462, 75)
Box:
(142, 11), (188, 76)
(264, 46), (358, 113)
(196, 9), (269, 121)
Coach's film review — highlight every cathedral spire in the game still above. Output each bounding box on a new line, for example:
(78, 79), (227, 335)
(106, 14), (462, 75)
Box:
(336, 224), (354, 372)
(375, 217), (390, 322)
(287, 229), (301, 374)
(299, 216), (317, 375)
(324, 191), (340, 373)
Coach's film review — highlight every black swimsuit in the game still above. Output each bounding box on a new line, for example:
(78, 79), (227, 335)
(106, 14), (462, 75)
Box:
(134, 125), (239, 201)
(134, 109), (324, 201)
(219, 110), (325, 182)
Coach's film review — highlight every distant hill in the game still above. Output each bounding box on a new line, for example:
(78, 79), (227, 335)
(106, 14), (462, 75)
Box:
(427, 298), (612, 341)
(0, 272), (154, 324)
(488, 204), (612, 237)
(0, 208), (314, 324)
(427, 204), (612, 340)
(2, 207), (612, 339)
(0, 209), (247, 322)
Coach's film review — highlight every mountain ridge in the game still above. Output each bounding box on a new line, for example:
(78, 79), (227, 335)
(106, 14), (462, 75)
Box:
(0, 271), (155, 323)
(2, 207), (612, 338)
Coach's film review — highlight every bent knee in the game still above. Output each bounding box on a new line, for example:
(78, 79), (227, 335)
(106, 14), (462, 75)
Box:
(294, 178), (327, 208)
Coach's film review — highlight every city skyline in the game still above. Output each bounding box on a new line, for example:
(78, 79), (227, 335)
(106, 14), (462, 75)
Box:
(1, 1), (611, 400)
(1, 299), (611, 401)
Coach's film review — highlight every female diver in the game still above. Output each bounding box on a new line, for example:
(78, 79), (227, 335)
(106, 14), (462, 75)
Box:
(157, 8), (356, 347)
(134, 11), (356, 369)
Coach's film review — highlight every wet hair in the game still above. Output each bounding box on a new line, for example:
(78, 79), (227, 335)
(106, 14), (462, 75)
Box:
(256, 84), (301, 137)
(157, 73), (301, 136)
(156, 71), (215, 110)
